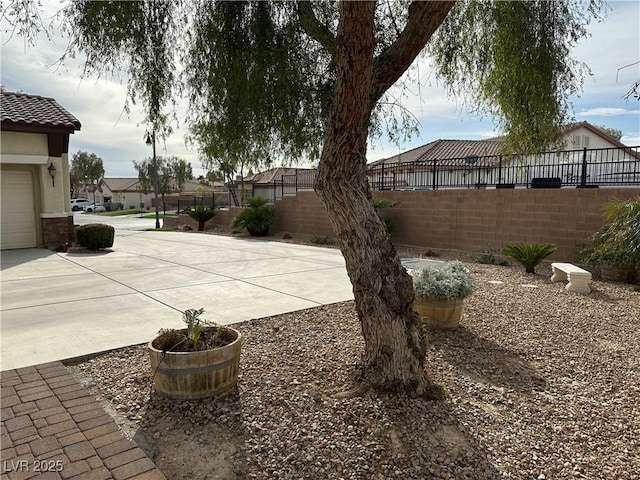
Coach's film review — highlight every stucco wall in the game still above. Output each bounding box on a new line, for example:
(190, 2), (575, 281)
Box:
(1, 131), (48, 155)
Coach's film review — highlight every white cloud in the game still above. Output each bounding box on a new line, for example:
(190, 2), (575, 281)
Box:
(622, 135), (640, 146)
(578, 107), (640, 116)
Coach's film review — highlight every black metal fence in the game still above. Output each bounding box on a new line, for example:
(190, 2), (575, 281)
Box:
(251, 168), (317, 203)
(367, 146), (640, 190)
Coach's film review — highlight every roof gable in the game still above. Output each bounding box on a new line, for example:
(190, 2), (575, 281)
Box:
(562, 121), (628, 149)
(1, 91), (81, 132)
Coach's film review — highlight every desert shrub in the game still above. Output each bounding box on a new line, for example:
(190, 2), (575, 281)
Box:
(502, 242), (556, 273)
(76, 223), (114, 250)
(309, 234), (333, 245)
(231, 196), (275, 236)
(185, 206), (216, 231)
(575, 196), (640, 267)
(412, 261), (474, 301)
(476, 249), (509, 266)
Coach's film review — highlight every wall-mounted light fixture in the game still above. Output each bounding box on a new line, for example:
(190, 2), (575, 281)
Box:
(47, 162), (57, 187)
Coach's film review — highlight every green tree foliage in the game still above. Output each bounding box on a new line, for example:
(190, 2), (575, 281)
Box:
(430, 0), (604, 153)
(595, 125), (623, 141)
(70, 151), (105, 197)
(231, 196), (275, 236)
(133, 156), (193, 197)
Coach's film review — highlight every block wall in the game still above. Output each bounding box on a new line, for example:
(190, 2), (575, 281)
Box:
(163, 188), (639, 261)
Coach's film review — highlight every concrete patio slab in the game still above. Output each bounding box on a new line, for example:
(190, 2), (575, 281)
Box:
(62, 252), (178, 273)
(1, 229), (355, 371)
(0, 255), (91, 280)
(1, 294), (180, 369)
(196, 257), (338, 279)
(143, 280), (319, 324)
(104, 265), (231, 291)
(245, 268), (354, 304)
(1, 273), (135, 310)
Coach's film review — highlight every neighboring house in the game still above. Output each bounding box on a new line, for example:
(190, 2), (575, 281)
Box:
(97, 177), (149, 209)
(97, 177), (226, 209)
(368, 139), (501, 189)
(243, 167), (317, 202)
(1, 91), (81, 249)
(367, 121), (639, 189)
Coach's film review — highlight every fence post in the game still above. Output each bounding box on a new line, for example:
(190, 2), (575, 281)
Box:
(580, 147), (588, 188)
(380, 163), (385, 190)
(498, 156), (503, 185)
(432, 159), (437, 190)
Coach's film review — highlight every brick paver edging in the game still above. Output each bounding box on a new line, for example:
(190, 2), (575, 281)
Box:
(1, 362), (166, 480)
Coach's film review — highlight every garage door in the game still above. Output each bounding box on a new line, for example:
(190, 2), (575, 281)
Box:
(1, 170), (37, 249)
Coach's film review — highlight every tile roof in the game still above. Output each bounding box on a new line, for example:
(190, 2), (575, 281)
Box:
(100, 178), (141, 192)
(243, 167), (309, 184)
(1, 91), (81, 131)
(370, 139), (501, 167)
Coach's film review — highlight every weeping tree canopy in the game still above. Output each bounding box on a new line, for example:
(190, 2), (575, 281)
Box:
(3, 0), (607, 394)
(134, 156), (193, 196)
(430, 0), (604, 153)
(6, 0), (602, 161)
(7, 0), (604, 164)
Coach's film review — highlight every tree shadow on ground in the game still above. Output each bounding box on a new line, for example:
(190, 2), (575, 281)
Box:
(427, 326), (547, 393)
(136, 387), (248, 480)
(369, 390), (501, 479)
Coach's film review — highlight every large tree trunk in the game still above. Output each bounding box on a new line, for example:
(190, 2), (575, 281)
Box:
(315, 2), (431, 395)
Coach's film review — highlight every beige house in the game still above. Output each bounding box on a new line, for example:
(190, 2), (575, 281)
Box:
(368, 121), (639, 189)
(1, 91), (81, 249)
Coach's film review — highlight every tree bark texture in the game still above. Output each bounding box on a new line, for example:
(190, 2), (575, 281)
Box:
(315, 1), (431, 394)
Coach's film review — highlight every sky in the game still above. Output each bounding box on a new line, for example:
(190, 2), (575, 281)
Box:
(1, 1), (639, 179)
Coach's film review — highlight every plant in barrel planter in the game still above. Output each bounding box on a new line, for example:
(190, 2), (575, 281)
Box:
(148, 308), (242, 400)
(412, 261), (474, 330)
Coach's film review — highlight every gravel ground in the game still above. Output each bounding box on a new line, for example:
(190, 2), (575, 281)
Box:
(68, 249), (640, 480)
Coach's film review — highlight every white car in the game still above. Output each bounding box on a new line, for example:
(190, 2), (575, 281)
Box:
(70, 198), (92, 211)
(83, 203), (107, 213)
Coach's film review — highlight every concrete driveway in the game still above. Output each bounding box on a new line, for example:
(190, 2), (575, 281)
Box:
(1, 228), (354, 371)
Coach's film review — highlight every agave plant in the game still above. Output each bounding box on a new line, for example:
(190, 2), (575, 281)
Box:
(185, 206), (216, 231)
(502, 242), (557, 273)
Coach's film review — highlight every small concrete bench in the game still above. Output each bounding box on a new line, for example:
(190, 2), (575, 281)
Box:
(551, 262), (592, 293)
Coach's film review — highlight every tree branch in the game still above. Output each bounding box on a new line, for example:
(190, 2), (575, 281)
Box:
(297, 1), (336, 56)
(371, 0), (454, 106)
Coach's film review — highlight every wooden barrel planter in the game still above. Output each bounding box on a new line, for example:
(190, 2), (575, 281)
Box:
(414, 297), (464, 330)
(599, 264), (636, 284)
(148, 327), (242, 400)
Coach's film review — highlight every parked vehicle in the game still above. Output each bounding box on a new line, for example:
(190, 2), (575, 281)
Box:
(70, 198), (92, 211)
(83, 203), (107, 213)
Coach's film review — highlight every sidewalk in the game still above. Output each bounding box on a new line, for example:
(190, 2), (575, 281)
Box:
(1, 362), (165, 480)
